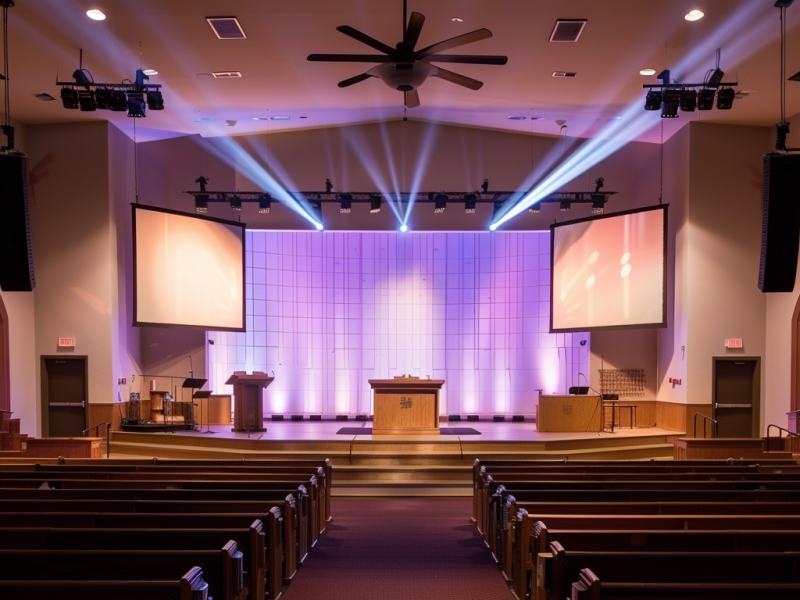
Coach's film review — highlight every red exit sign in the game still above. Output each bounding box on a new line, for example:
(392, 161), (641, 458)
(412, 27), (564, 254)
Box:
(725, 338), (743, 348)
(58, 337), (75, 348)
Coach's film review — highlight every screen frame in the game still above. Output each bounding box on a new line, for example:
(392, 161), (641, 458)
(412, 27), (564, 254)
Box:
(132, 203), (247, 332)
(549, 204), (668, 333)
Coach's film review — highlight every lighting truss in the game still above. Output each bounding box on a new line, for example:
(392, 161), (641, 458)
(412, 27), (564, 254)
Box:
(184, 186), (618, 216)
(56, 62), (164, 118)
(642, 67), (738, 118)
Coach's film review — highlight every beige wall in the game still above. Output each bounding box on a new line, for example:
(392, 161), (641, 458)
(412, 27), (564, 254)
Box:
(764, 110), (800, 429)
(0, 116), (38, 434)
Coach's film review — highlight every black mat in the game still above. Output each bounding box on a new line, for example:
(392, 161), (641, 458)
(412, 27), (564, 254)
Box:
(337, 427), (480, 435)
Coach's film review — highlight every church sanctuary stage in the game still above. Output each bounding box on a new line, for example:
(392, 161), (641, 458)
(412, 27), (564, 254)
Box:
(107, 421), (682, 496)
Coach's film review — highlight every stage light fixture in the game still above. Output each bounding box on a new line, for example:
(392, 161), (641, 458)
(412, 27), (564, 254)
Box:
(335, 415), (349, 421)
(716, 87), (735, 110)
(370, 195), (382, 213)
(528, 205), (541, 213)
(464, 193), (477, 214)
(591, 194), (605, 214)
(400, 224), (408, 233)
(339, 193), (352, 213)
(229, 195), (242, 211)
(126, 91), (146, 117)
(258, 194), (271, 214)
(94, 88), (110, 109)
(60, 87), (79, 109)
(449, 415), (462, 421)
(493, 415), (505, 422)
(644, 90), (662, 110)
(78, 89), (97, 111)
(146, 90), (164, 110)
(697, 88), (716, 110)
(195, 195), (209, 213)
(560, 200), (571, 211)
(108, 89), (128, 111)
(661, 89), (680, 118)
(434, 193), (447, 214)
(680, 88), (697, 112)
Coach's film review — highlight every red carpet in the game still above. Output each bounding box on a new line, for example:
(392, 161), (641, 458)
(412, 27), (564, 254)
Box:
(282, 497), (514, 600)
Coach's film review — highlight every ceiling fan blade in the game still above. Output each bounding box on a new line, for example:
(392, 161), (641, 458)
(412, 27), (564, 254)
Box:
(307, 54), (392, 63)
(336, 26), (396, 56)
(432, 67), (483, 90)
(416, 28), (492, 57)
(421, 54), (507, 65)
(338, 73), (373, 88)
(405, 89), (421, 108)
(404, 12), (425, 50)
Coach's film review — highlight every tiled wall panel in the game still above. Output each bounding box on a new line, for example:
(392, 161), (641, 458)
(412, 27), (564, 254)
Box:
(208, 231), (588, 415)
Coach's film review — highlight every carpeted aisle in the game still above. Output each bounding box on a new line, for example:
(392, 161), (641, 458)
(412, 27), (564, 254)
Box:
(282, 497), (514, 600)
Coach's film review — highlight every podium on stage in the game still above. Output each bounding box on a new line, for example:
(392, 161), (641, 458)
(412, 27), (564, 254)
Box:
(226, 372), (273, 433)
(369, 377), (444, 435)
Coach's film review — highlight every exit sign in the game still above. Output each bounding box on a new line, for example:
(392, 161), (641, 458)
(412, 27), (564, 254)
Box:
(725, 338), (743, 348)
(58, 337), (75, 348)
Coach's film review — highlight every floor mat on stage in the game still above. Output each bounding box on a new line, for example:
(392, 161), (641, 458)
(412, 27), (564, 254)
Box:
(336, 427), (481, 435)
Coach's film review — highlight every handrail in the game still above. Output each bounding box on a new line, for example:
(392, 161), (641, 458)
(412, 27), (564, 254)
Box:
(693, 413), (718, 439)
(83, 421), (111, 459)
(766, 424), (798, 453)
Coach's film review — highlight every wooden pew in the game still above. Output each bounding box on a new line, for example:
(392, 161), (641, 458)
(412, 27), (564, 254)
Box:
(0, 523), (276, 600)
(0, 543), (246, 600)
(546, 542), (800, 600)
(0, 565), (211, 600)
(570, 567), (800, 600)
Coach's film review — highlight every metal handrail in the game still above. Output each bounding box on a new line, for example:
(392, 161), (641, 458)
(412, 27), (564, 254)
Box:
(83, 421), (111, 459)
(766, 424), (798, 453)
(693, 413), (718, 439)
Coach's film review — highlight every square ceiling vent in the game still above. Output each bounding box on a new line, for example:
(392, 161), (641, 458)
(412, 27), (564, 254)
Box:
(207, 17), (246, 39)
(550, 20), (587, 42)
(212, 71), (242, 78)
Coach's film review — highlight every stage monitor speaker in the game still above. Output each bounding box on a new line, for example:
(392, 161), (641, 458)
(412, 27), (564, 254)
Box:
(0, 154), (35, 292)
(759, 153), (800, 293)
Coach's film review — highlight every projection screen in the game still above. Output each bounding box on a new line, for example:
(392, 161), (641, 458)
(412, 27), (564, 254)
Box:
(133, 204), (245, 331)
(550, 205), (667, 332)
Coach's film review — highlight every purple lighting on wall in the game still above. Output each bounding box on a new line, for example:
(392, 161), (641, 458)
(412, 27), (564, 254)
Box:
(208, 231), (588, 415)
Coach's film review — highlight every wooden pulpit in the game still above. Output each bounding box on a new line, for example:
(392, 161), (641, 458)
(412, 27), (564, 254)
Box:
(226, 372), (273, 433)
(369, 377), (444, 435)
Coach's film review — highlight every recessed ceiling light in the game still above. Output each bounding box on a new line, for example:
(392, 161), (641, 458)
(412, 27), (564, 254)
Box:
(685, 9), (705, 21)
(253, 117), (269, 121)
(451, 17), (463, 23)
(552, 71), (577, 78)
(212, 71), (242, 78)
(142, 69), (158, 76)
(271, 115), (290, 120)
(196, 117), (216, 122)
(530, 117), (545, 121)
(299, 116), (308, 119)
(86, 9), (106, 21)
(32, 93), (56, 101)
(640, 68), (656, 76)
(508, 116), (526, 120)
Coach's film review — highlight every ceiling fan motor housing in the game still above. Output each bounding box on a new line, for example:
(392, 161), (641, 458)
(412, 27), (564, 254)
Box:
(370, 62), (435, 91)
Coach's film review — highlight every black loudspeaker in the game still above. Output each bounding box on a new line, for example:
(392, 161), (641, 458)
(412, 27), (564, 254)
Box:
(759, 153), (800, 293)
(0, 154), (35, 292)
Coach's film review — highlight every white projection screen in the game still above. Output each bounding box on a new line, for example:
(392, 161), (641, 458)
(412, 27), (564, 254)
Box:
(133, 205), (246, 331)
(550, 205), (667, 332)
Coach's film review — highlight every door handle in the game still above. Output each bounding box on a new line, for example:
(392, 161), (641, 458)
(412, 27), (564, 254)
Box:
(48, 402), (85, 407)
(715, 403), (752, 409)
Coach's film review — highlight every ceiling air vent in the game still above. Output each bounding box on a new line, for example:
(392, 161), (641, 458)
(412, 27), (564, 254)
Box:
(207, 17), (247, 39)
(212, 71), (242, 78)
(550, 20), (587, 42)
(552, 71), (577, 78)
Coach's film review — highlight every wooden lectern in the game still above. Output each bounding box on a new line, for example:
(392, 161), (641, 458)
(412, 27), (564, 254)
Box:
(369, 377), (444, 435)
(226, 372), (273, 433)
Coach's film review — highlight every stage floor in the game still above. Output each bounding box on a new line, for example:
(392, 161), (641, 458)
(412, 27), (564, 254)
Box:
(135, 420), (681, 444)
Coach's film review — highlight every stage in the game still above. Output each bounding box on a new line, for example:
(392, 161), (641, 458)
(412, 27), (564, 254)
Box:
(109, 421), (683, 496)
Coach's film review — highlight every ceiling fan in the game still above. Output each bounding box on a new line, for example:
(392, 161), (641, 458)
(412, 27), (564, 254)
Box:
(307, 1), (507, 108)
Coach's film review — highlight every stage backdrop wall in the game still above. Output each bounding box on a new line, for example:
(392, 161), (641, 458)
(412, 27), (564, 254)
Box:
(208, 231), (588, 416)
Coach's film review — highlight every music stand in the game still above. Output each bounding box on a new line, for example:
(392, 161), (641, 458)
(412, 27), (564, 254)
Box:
(194, 390), (214, 434)
(182, 378), (207, 432)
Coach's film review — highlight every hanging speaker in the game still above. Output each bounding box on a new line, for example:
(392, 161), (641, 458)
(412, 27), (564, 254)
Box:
(759, 153), (800, 293)
(0, 154), (35, 292)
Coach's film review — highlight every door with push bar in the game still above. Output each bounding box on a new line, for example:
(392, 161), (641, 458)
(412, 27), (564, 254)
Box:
(712, 357), (760, 438)
(42, 357), (88, 437)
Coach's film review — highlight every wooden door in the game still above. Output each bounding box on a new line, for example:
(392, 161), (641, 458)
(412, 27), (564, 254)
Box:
(42, 357), (87, 437)
(713, 358), (759, 438)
